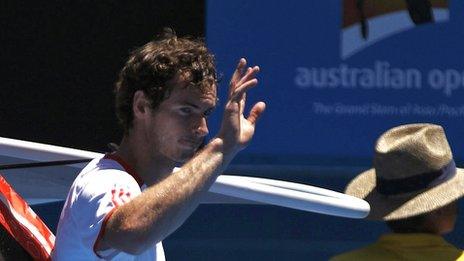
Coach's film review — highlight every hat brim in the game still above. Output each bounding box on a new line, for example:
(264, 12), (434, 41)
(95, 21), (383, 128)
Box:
(345, 167), (464, 220)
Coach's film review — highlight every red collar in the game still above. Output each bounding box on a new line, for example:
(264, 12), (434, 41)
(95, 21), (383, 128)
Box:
(103, 153), (144, 187)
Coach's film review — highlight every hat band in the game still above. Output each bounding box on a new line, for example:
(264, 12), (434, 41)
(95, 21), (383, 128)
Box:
(376, 159), (456, 195)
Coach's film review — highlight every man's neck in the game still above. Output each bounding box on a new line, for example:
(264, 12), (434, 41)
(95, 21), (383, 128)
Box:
(116, 135), (176, 186)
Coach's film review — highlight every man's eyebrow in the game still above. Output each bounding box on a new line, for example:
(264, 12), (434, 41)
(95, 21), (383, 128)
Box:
(182, 101), (200, 109)
(183, 100), (216, 110)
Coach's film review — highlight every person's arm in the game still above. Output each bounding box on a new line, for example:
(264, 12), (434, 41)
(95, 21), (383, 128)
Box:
(97, 58), (266, 254)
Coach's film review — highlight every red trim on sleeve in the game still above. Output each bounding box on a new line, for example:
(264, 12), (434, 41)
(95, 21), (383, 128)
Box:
(93, 207), (118, 258)
(104, 153), (144, 187)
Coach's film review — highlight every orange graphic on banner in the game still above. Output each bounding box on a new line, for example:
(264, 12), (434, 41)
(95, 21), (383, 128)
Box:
(0, 175), (55, 260)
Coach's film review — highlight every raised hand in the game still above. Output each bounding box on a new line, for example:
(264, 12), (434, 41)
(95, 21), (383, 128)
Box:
(218, 58), (266, 153)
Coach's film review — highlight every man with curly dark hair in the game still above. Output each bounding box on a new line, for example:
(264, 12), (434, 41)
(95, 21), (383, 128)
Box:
(53, 29), (266, 260)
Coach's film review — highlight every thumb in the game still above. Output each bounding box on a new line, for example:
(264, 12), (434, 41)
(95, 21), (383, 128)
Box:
(247, 102), (266, 125)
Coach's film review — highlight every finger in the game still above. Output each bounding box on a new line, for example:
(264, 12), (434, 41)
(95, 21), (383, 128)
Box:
(230, 78), (258, 101)
(239, 93), (246, 115)
(229, 58), (247, 95)
(235, 67), (252, 95)
(236, 66), (259, 88)
(247, 102), (266, 125)
(232, 58), (247, 82)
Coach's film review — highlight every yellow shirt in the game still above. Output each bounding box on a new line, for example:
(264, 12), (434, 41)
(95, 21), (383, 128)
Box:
(330, 233), (463, 261)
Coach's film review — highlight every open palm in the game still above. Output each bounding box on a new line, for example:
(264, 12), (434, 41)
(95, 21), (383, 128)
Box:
(218, 58), (266, 153)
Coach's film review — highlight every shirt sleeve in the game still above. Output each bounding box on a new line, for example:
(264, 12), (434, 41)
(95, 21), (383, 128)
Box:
(70, 168), (141, 258)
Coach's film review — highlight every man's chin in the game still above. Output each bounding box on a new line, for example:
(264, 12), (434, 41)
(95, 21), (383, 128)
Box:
(174, 151), (196, 164)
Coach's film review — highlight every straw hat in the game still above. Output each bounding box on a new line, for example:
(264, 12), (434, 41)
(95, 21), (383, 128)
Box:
(345, 123), (464, 220)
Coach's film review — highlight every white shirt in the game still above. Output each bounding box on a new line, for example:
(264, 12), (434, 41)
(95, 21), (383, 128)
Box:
(53, 154), (165, 260)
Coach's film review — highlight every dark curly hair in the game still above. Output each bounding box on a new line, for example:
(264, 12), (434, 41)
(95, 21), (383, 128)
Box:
(114, 29), (218, 132)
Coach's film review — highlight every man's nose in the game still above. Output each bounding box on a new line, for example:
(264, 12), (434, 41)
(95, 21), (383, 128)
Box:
(195, 117), (209, 137)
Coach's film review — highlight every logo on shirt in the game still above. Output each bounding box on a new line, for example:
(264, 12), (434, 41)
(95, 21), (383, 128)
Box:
(110, 185), (132, 207)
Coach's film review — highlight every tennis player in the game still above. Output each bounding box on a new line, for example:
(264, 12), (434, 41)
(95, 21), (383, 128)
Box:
(52, 29), (265, 260)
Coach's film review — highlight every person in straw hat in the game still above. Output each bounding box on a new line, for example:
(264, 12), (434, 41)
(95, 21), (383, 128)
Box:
(331, 123), (464, 261)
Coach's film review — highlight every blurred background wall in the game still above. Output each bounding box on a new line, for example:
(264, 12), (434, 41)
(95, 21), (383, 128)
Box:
(1, 0), (204, 152)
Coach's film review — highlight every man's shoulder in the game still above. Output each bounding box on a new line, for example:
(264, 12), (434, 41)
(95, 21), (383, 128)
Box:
(77, 156), (131, 181)
(80, 155), (123, 172)
(71, 156), (140, 196)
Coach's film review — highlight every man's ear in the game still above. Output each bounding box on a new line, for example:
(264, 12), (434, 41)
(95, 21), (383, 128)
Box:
(133, 90), (150, 119)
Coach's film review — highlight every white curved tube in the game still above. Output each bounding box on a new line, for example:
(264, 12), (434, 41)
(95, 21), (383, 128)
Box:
(211, 175), (369, 219)
(0, 137), (370, 218)
(230, 176), (355, 200)
(0, 137), (100, 162)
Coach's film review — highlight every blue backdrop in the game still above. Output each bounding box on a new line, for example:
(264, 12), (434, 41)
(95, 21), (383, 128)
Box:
(206, 0), (464, 166)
